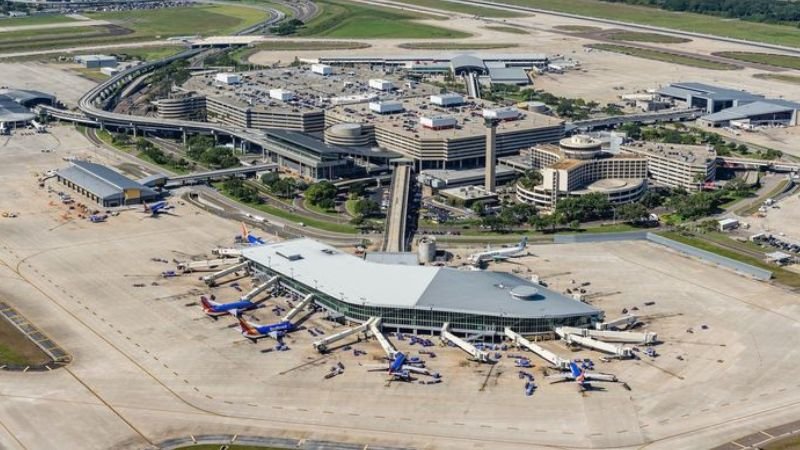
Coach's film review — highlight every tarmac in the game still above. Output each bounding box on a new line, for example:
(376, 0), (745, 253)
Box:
(1, 126), (800, 449)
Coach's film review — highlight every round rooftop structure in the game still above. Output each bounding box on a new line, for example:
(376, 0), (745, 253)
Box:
(450, 54), (487, 76)
(510, 286), (540, 300)
(324, 123), (370, 147)
(559, 134), (603, 160)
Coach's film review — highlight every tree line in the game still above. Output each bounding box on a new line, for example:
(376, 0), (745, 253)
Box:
(603, 0), (800, 25)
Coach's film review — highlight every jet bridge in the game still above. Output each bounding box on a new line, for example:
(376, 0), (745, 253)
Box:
(559, 326), (657, 345)
(240, 275), (280, 302)
(504, 327), (570, 370)
(595, 315), (637, 331)
(212, 248), (243, 257)
(441, 323), (491, 363)
(284, 294), (314, 323)
(369, 318), (398, 358)
(556, 327), (633, 358)
(201, 262), (249, 286)
(177, 257), (241, 273)
(313, 317), (379, 353)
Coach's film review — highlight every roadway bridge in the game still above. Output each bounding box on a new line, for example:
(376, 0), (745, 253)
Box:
(383, 163), (412, 252)
(567, 108), (702, 132)
(719, 156), (800, 172)
(164, 163), (279, 188)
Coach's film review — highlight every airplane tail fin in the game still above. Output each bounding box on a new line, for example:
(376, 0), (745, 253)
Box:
(143, 202), (150, 213)
(520, 237), (528, 248)
(238, 317), (258, 336)
(199, 295), (215, 311)
(241, 222), (250, 239)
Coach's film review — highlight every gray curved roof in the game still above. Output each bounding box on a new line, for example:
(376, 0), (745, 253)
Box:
(450, 54), (486, 71)
(242, 238), (600, 320)
(0, 89), (55, 107)
(0, 96), (35, 123)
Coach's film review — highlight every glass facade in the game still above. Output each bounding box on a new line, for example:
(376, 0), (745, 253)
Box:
(251, 262), (600, 336)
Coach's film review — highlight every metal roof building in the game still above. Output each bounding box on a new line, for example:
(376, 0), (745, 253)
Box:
(55, 161), (159, 207)
(488, 67), (530, 85)
(698, 100), (800, 127)
(242, 239), (601, 335)
(0, 89), (55, 126)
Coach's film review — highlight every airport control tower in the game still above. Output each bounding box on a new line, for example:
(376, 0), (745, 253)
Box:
(484, 118), (498, 192)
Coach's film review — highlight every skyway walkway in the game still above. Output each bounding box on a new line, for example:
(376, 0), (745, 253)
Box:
(164, 163), (279, 188)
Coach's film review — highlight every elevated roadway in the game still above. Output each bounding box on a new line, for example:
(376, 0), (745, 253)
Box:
(567, 108), (702, 132)
(164, 163), (279, 188)
(719, 156), (800, 172)
(383, 163), (412, 252)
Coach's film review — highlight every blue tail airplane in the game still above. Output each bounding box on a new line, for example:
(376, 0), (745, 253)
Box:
(240, 222), (266, 245)
(143, 201), (170, 216)
(237, 317), (294, 341)
(200, 295), (258, 318)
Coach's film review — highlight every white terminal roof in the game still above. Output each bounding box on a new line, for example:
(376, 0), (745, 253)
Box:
(242, 239), (600, 318)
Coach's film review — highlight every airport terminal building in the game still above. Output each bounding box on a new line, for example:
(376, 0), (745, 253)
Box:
(241, 239), (602, 336)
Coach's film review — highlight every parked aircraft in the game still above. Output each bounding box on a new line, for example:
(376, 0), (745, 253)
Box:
(240, 222), (265, 245)
(200, 295), (258, 318)
(366, 352), (439, 381)
(237, 317), (293, 341)
(468, 237), (528, 263)
(142, 201), (170, 216)
(547, 361), (617, 391)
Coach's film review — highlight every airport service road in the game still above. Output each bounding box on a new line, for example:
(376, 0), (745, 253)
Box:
(0, 19), (111, 33)
(2, 128), (800, 449)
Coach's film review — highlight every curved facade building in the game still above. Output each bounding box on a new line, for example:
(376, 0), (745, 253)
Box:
(156, 93), (206, 120)
(324, 123), (371, 147)
(512, 135), (648, 209)
(242, 239), (602, 335)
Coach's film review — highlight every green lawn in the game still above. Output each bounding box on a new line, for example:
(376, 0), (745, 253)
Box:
(659, 231), (800, 288)
(398, 42), (517, 50)
(216, 185), (357, 234)
(606, 31), (690, 44)
(0, 343), (32, 366)
(0, 14), (77, 27)
(390, 0), (525, 17)
(587, 43), (739, 70)
(484, 25), (529, 35)
(0, 5), (265, 52)
(736, 179), (790, 216)
(297, 0), (470, 39)
(110, 46), (186, 61)
(716, 51), (800, 70)
(88, 5), (267, 38)
(493, 0), (800, 48)
(754, 73), (800, 86)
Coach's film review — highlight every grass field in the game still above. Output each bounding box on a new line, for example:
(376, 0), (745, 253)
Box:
(588, 43), (739, 70)
(483, 25), (529, 34)
(659, 231), (800, 288)
(553, 25), (601, 33)
(754, 73), (800, 86)
(736, 179), (790, 216)
(74, 67), (110, 83)
(765, 434), (800, 450)
(398, 42), (518, 50)
(0, 317), (50, 367)
(716, 51), (800, 70)
(297, 0), (469, 39)
(248, 40), (371, 51)
(606, 31), (690, 44)
(0, 5), (265, 53)
(109, 46), (186, 61)
(0, 14), (77, 27)
(216, 187), (357, 234)
(494, 0), (800, 48)
(88, 5), (267, 37)
(390, 0), (524, 17)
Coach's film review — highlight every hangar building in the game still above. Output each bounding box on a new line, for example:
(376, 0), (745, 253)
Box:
(55, 161), (160, 207)
(242, 238), (602, 336)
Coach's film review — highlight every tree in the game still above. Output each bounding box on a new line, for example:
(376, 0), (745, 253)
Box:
(353, 199), (379, 217)
(305, 181), (337, 207)
(616, 202), (649, 223)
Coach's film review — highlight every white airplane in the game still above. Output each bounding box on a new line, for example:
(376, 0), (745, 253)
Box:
(468, 237), (528, 263)
(547, 362), (618, 392)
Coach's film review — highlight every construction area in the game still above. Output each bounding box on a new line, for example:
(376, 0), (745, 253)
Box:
(0, 125), (799, 450)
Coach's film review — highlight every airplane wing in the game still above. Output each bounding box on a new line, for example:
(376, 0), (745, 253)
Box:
(402, 365), (431, 375)
(364, 365), (389, 372)
(583, 373), (617, 382)
(546, 374), (572, 384)
(227, 308), (239, 317)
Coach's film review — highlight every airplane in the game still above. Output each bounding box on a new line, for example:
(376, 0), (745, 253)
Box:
(237, 316), (294, 341)
(366, 352), (439, 382)
(239, 222), (265, 245)
(199, 294), (259, 318)
(142, 201), (170, 216)
(547, 361), (617, 391)
(468, 237), (528, 263)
